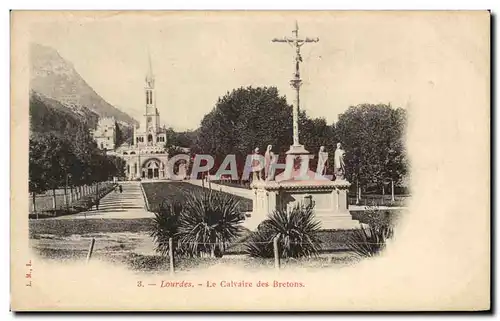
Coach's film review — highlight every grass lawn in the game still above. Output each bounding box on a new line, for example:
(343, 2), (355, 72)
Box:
(28, 181), (398, 272)
(30, 218), (154, 238)
(141, 181), (253, 212)
(30, 231), (360, 272)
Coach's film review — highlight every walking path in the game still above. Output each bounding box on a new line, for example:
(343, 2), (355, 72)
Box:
(52, 179), (405, 222)
(187, 179), (406, 211)
(54, 181), (155, 219)
(188, 179), (254, 199)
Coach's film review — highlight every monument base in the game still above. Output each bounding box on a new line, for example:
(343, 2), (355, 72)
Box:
(286, 144), (309, 155)
(249, 178), (361, 231)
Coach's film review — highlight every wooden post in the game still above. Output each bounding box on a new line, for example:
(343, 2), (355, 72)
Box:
(63, 186), (68, 211)
(32, 192), (38, 219)
(169, 237), (174, 275)
(273, 236), (280, 270)
(391, 180), (395, 202)
(356, 180), (360, 205)
(52, 188), (57, 211)
(86, 238), (96, 263)
(64, 174), (70, 211)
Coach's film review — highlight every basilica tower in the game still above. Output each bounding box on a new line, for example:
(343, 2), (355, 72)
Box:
(144, 54), (160, 140)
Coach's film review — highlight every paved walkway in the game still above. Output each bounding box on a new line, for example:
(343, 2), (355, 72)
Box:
(187, 179), (406, 211)
(188, 179), (254, 199)
(54, 181), (155, 219)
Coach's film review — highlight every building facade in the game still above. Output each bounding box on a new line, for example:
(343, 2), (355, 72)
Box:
(93, 117), (117, 151)
(108, 59), (169, 180)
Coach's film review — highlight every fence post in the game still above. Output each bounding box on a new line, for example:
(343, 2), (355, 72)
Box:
(391, 180), (395, 202)
(169, 237), (174, 275)
(86, 238), (96, 263)
(273, 236), (280, 270)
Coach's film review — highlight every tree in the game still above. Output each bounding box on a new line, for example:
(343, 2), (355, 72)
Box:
(29, 136), (48, 216)
(115, 123), (134, 147)
(30, 132), (75, 212)
(165, 128), (196, 149)
(191, 86), (292, 177)
(192, 86), (336, 178)
(335, 104), (408, 199)
(299, 114), (337, 172)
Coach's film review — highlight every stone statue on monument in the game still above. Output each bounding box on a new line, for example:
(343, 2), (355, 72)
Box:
(252, 147), (262, 181)
(334, 142), (346, 180)
(317, 146), (329, 177)
(264, 145), (273, 181)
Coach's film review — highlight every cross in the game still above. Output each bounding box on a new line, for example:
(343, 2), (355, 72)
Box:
(272, 21), (319, 153)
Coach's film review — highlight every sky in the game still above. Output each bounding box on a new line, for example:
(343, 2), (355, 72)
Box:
(29, 11), (487, 131)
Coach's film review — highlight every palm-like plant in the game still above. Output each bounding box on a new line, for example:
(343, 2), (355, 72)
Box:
(244, 229), (275, 258)
(177, 190), (245, 257)
(150, 200), (183, 256)
(347, 207), (394, 257)
(245, 204), (322, 259)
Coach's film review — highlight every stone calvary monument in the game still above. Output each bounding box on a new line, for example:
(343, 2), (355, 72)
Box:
(250, 22), (361, 230)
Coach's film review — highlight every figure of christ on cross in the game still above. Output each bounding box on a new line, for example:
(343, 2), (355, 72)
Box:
(272, 21), (319, 154)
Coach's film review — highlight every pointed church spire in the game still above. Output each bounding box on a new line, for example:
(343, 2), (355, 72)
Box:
(145, 47), (154, 87)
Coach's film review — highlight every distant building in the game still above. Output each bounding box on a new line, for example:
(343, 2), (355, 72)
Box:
(93, 117), (117, 151)
(109, 57), (169, 180)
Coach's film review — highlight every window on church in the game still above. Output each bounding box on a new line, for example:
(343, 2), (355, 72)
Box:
(148, 134), (153, 142)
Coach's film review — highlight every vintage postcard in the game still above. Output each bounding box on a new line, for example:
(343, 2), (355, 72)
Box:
(11, 10), (490, 311)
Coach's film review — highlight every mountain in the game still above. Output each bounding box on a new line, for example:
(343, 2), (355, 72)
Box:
(30, 43), (138, 127)
(29, 90), (97, 134)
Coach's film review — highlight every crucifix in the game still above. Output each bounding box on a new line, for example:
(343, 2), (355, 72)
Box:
(272, 21), (319, 155)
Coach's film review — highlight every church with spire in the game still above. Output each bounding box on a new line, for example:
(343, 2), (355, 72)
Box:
(133, 55), (167, 150)
(105, 55), (169, 180)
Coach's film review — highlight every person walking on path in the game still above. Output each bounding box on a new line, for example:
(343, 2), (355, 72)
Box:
(119, 185), (123, 193)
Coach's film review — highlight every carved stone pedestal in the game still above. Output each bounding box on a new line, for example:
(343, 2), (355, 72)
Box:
(250, 178), (361, 231)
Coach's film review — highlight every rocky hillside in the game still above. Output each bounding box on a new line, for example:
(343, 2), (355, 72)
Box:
(29, 90), (98, 134)
(30, 43), (138, 127)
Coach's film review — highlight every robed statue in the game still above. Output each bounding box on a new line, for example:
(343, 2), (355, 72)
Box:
(251, 147), (262, 181)
(264, 145), (274, 181)
(317, 146), (329, 177)
(334, 142), (346, 180)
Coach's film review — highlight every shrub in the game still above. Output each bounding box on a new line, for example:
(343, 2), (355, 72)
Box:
(244, 204), (322, 259)
(176, 190), (245, 257)
(346, 206), (394, 257)
(150, 200), (184, 256)
(244, 229), (275, 258)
